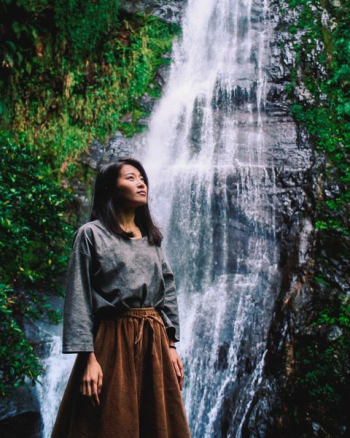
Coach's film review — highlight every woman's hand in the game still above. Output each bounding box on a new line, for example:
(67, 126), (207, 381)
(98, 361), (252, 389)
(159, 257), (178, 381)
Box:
(169, 343), (184, 391)
(79, 352), (103, 408)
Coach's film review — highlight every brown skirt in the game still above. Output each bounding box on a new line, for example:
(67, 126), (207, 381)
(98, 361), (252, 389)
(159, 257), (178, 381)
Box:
(51, 307), (191, 438)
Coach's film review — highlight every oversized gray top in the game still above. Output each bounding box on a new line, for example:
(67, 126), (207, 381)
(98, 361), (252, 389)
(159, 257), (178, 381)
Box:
(62, 219), (180, 353)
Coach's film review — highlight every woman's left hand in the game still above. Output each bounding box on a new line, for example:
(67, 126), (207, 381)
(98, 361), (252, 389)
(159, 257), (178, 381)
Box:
(169, 347), (184, 391)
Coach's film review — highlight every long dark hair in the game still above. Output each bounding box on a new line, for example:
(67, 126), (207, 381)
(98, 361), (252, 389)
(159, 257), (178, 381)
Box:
(90, 157), (163, 246)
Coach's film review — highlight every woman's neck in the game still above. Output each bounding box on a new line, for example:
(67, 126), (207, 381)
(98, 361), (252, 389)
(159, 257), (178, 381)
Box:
(116, 209), (137, 232)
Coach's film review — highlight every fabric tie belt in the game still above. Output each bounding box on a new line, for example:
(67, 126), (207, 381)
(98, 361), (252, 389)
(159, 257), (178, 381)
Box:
(118, 307), (165, 358)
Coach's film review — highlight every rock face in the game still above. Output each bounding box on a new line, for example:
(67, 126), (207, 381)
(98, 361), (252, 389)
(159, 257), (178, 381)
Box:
(119, 0), (185, 24)
(0, 386), (42, 438)
(230, 1), (317, 435)
(239, 1), (349, 436)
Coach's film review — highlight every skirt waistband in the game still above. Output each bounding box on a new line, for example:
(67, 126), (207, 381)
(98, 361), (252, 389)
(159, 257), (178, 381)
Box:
(96, 306), (161, 320)
(119, 307), (159, 317)
(96, 307), (165, 356)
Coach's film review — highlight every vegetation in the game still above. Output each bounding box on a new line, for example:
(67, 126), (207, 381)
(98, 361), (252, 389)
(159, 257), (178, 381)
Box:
(1, 1), (179, 170)
(0, 131), (74, 395)
(0, 0), (179, 395)
(280, 0), (350, 433)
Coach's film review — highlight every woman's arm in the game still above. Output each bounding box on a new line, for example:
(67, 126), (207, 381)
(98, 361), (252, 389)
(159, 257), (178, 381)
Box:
(78, 352), (103, 408)
(63, 226), (95, 353)
(63, 226), (104, 406)
(168, 340), (185, 391)
(159, 246), (184, 389)
(159, 246), (180, 343)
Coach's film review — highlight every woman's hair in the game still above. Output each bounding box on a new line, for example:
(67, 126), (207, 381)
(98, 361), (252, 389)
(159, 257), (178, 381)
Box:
(90, 157), (163, 246)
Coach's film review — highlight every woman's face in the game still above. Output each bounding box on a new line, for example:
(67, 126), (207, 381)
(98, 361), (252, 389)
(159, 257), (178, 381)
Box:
(116, 164), (148, 208)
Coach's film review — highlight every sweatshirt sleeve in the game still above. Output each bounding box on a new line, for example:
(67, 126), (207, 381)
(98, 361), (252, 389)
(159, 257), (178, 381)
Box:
(159, 247), (180, 343)
(62, 226), (95, 354)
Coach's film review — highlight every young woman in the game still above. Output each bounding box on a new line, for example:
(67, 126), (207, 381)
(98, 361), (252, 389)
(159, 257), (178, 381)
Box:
(51, 157), (191, 438)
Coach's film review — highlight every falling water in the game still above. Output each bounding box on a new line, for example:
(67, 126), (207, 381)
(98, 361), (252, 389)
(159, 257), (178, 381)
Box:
(36, 335), (75, 437)
(139, 0), (279, 436)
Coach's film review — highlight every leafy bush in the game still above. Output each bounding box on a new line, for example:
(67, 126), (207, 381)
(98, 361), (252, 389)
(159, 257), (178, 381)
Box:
(0, 284), (43, 396)
(297, 297), (350, 409)
(0, 131), (74, 395)
(0, 0), (120, 68)
(54, 0), (120, 59)
(0, 6), (180, 168)
(0, 131), (74, 285)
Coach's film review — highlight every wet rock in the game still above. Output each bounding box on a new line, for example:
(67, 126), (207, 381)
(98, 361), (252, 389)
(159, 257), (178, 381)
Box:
(137, 92), (156, 114)
(214, 341), (229, 371)
(327, 325), (343, 342)
(0, 386), (42, 438)
(119, 0), (185, 25)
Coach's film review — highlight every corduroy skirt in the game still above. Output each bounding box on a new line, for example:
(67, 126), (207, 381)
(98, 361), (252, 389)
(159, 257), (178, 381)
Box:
(51, 307), (191, 438)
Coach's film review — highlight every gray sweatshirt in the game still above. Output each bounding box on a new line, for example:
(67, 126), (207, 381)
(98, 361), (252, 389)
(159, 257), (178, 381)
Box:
(62, 219), (180, 353)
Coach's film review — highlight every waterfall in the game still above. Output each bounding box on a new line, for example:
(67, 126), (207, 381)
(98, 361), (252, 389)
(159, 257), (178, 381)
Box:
(40, 0), (282, 436)
(36, 335), (76, 437)
(139, 0), (279, 436)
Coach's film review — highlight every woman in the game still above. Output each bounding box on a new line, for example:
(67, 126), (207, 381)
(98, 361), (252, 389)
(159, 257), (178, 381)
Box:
(51, 157), (191, 438)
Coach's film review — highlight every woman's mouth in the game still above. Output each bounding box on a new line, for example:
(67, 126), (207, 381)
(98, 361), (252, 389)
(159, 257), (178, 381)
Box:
(137, 191), (147, 196)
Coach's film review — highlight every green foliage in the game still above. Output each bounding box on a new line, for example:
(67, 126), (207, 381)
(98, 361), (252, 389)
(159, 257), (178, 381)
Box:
(0, 131), (74, 285)
(297, 297), (350, 410)
(0, 130), (74, 394)
(0, 1), (120, 68)
(0, 284), (43, 396)
(290, 103), (349, 235)
(0, 0), (51, 71)
(315, 300), (350, 328)
(283, 0), (350, 289)
(54, 0), (120, 59)
(0, 9), (179, 168)
(281, 0), (350, 432)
